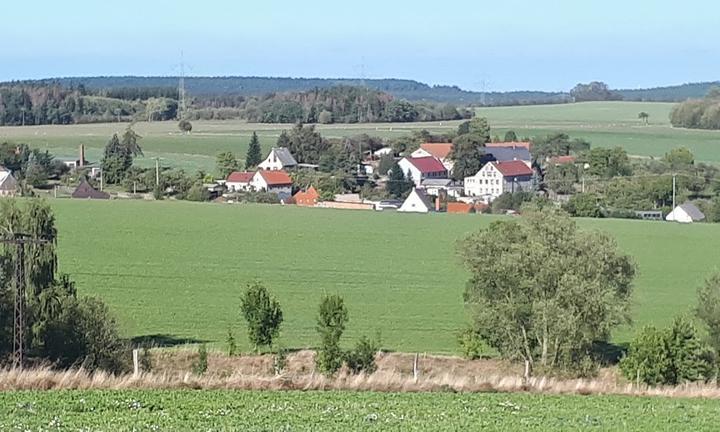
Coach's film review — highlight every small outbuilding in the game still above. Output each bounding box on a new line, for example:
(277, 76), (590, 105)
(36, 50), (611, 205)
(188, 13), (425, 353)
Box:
(0, 170), (18, 197)
(72, 179), (110, 200)
(398, 188), (433, 213)
(665, 202), (705, 223)
(293, 186), (320, 207)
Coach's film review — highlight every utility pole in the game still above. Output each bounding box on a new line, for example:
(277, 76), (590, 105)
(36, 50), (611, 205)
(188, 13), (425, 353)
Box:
(178, 51), (187, 120)
(672, 173), (676, 210)
(155, 158), (160, 186)
(0, 234), (50, 369)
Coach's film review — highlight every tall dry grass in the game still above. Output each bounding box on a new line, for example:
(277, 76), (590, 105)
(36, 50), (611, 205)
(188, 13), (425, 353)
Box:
(1, 350), (718, 399)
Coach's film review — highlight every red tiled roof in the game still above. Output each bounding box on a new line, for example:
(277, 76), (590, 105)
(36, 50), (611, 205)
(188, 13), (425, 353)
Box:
(493, 160), (534, 177)
(549, 155), (577, 165)
(293, 186), (319, 206)
(405, 156), (447, 174)
(486, 141), (531, 150)
(226, 171), (255, 183)
(258, 170), (293, 185)
(420, 143), (453, 160)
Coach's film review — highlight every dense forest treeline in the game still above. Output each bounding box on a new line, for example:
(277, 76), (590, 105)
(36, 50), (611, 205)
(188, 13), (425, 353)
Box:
(0, 83), (469, 125)
(7, 76), (719, 104)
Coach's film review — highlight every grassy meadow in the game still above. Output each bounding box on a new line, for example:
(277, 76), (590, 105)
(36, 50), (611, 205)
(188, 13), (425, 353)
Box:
(2, 389), (718, 431)
(51, 199), (720, 354)
(2, 101), (720, 174)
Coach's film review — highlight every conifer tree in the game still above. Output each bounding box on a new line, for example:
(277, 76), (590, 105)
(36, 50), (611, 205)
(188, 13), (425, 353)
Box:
(245, 132), (262, 169)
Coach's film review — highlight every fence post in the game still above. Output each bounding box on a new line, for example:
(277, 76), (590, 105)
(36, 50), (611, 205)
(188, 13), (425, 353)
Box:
(133, 349), (139, 376)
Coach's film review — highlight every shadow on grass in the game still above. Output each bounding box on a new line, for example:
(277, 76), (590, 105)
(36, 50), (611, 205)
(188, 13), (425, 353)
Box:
(592, 341), (628, 365)
(130, 334), (208, 348)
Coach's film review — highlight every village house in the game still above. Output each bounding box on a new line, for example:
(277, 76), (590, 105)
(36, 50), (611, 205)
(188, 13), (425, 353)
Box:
(397, 156), (448, 186)
(666, 202), (705, 223)
(398, 188), (434, 213)
(0, 170), (18, 197)
(225, 171), (255, 192)
(293, 186), (320, 207)
(412, 143), (454, 171)
(486, 141), (532, 151)
(251, 170), (293, 196)
(258, 147), (298, 171)
(420, 178), (462, 198)
(463, 160), (534, 202)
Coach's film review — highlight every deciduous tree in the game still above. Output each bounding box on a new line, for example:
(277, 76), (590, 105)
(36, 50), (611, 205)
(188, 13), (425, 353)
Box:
(316, 294), (348, 374)
(240, 281), (283, 352)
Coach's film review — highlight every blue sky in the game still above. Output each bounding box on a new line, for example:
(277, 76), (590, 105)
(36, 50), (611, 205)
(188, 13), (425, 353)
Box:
(2, 0), (718, 91)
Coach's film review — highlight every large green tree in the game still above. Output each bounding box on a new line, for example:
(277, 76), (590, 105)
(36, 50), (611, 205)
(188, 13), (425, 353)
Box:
(386, 161), (413, 198)
(245, 132), (262, 169)
(450, 133), (486, 180)
(101, 133), (132, 184)
(458, 207), (635, 373)
(531, 133), (590, 163)
(216, 152), (239, 178)
(586, 147), (632, 178)
(697, 273), (720, 353)
(121, 125), (143, 157)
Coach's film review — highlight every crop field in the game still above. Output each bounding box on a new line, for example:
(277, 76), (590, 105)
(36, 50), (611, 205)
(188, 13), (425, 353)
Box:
(2, 101), (719, 173)
(1, 389), (718, 431)
(50, 199), (720, 353)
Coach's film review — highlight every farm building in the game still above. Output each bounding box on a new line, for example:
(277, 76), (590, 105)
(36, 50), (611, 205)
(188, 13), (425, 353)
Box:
(666, 203), (705, 223)
(251, 170), (293, 195)
(0, 170), (18, 197)
(258, 147), (297, 171)
(398, 188), (434, 213)
(420, 178), (462, 198)
(72, 179), (110, 199)
(447, 202), (473, 214)
(412, 143), (454, 171)
(464, 160), (534, 202)
(397, 157), (448, 187)
(293, 186), (320, 206)
(226, 171), (255, 192)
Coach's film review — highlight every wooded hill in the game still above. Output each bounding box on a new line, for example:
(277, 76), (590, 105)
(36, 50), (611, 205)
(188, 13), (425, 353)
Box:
(8, 76), (718, 105)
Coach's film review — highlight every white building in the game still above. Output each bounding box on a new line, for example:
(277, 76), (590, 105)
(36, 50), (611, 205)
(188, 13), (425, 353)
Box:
(666, 203), (705, 223)
(0, 170), (18, 197)
(397, 156), (448, 187)
(464, 160), (534, 203)
(225, 171), (255, 192)
(398, 188), (434, 213)
(258, 147), (298, 171)
(251, 170), (293, 195)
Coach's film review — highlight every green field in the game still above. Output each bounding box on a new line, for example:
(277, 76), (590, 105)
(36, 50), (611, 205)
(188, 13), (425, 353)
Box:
(2, 389), (717, 431)
(51, 200), (720, 353)
(2, 101), (719, 173)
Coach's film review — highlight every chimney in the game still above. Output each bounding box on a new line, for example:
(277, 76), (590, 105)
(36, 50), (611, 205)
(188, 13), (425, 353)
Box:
(435, 196), (441, 212)
(79, 144), (85, 167)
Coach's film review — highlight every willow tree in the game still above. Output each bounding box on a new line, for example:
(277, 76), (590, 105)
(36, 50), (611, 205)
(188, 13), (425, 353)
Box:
(458, 206), (635, 373)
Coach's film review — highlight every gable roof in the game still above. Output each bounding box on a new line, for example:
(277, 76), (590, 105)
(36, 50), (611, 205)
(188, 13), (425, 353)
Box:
(400, 188), (433, 212)
(486, 141), (531, 150)
(548, 155), (577, 165)
(485, 146), (532, 163)
(0, 171), (17, 191)
(492, 160), (534, 177)
(420, 143), (453, 160)
(226, 171), (255, 183)
(270, 147), (298, 166)
(72, 179), (110, 199)
(293, 185), (319, 200)
(257, 170), (293, 185)
(678, 203), (705, 221)
(404, 156), (447, 174)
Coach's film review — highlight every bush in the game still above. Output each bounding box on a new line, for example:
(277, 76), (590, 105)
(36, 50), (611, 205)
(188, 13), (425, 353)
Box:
(457, 327), (489, 360)
(185, 182), (210, 202)
(620, 317), (716, 385)
(274, 346), (288, 375)
(345, 335), (379, 374)
(140, 346), (153, 372)
(227, 327), (237, 357)
(178, 119), (193, 133)
(315, 294), (348, 374)
(240, 281), (283, 352)
(193, 344), (208, 375)
(563, 193), (603, 218)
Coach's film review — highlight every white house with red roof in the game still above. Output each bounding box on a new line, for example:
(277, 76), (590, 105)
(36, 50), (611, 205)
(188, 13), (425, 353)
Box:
(226, 171), (255, 192)
(251, 170), (293, 195)
(397, 156), (448, 186)
(411, 143), (454, 171)
(464, 160), (534, 202)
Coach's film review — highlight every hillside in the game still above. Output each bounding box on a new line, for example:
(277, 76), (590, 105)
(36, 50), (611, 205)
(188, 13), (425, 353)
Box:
(617, 81), (720, 102)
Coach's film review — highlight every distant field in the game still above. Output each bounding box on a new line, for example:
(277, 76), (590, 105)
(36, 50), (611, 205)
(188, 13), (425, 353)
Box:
(2, 389), (719, 431)
(2, 101), (719, 173)
(476, 101), (720, 163)
(51, 200), (720, 353)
